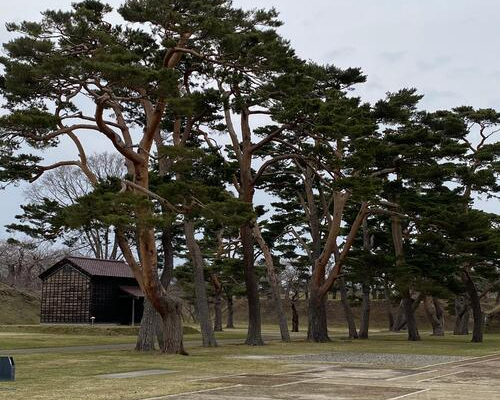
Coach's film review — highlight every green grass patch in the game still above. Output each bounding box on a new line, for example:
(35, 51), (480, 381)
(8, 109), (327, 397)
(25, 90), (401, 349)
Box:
(0, 327), (246, 350)
(0, 324), (198, 336)
(0, 332), (136, 350)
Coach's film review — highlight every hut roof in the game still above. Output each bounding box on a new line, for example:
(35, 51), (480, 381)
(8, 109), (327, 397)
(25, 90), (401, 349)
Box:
(39, 256), (135, 280)
(119, 285), (144, 297)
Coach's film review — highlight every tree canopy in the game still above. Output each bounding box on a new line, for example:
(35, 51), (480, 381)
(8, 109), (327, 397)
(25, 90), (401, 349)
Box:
(0, 0), (499, 351)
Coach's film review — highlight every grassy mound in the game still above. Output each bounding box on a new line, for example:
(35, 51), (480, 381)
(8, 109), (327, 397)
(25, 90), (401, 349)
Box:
(0, 282), (40, 324)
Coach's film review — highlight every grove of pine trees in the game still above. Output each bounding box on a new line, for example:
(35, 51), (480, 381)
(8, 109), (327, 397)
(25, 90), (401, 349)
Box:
(0, 0), (499, 353)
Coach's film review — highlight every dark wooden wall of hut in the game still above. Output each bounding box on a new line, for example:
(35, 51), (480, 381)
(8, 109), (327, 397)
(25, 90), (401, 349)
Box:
(40, 264), (91, 323)
(90, 277), (144, 324)
(90, 278), (118, 323)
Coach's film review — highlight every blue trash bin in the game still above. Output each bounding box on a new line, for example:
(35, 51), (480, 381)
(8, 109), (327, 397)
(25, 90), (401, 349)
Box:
(0, 357), (15, 381)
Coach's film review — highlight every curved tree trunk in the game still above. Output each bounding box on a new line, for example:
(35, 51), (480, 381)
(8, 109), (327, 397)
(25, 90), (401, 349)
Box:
(338, 277), (358, 339)
(463, 271), (483, 343)
(184, 219), (217, 347)
(226, 295), (235, 329)
(253, 223), (290, 342)
(136, 224), (175, 350)
(392, 300), (407, 331)
(423, 296), (445, 336)
(117, 224), (186, 355)
(359, 282), (371, 339)
(303, 164), (329, 342)
(390, 204), (419, 341)
(241, 223), (264, 345)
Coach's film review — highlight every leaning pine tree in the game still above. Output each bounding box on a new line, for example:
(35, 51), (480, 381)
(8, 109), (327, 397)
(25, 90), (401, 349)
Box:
(265, 65), (413, 342)
(0, 0), (269, 353)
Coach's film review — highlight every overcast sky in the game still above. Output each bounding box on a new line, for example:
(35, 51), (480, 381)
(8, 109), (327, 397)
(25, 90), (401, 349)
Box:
(1, 0), (499, 238)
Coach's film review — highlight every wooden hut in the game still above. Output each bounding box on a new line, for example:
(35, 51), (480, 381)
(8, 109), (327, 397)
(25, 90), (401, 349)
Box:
(39, 256), (144, 325)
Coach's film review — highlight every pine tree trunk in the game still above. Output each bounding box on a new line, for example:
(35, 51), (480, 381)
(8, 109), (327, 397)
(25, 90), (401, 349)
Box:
(136, 225), (174, 351)
(253, 223), (290, 342)
(359, 216), (371, 339)
(359, 282), (371, 339)
(390, 205), (418, 340)
(214, 290), (223, 332)
(423, 296), (445, 336)
(158, 295), (187, 354)
(211, 274), (224, 332)
(304, 164), (329, 342)
(187, 304), (198, 324)
(463, 271), (483, 343)
(226, 295), (235, 329)
(291, 301), (299, 332)
(307, 288), (330, 342)
(433, 297), (445, 334)
(338, 277), (358, 339)
(470, 299), (483, 343)
(184, 219), (217, 347)
(135, 299), (157, 351)
(403, 295), (421, 341)
(115, 139), (188, 356)
(384, 285), (395, 331)
(393, 300), (407, 331)
(270, 285), (290, 342)
(454, 296), (470, 335)
(388, 305), (395, 331)
(156, 312), (165, 351)
(241, 223), (264, 345)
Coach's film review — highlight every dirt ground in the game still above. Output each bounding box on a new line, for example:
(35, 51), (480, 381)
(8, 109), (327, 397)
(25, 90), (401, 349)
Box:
(150, 352), (500, 400)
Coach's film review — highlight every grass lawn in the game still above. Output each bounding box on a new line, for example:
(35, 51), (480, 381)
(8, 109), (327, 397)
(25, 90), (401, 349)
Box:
(0, 332), (137, 349)
(0, 325), (251, 350)
(0, 324), (347, 350)
(0, 328), (499, 400)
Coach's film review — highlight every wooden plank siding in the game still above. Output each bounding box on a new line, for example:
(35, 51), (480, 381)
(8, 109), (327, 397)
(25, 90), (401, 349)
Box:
(40, 264), (91, 323)
(40, 257), (144, 324)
